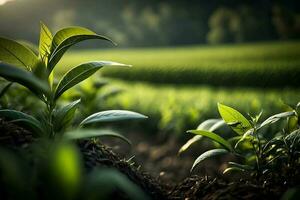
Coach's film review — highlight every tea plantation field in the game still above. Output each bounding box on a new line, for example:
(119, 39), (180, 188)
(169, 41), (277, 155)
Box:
(59, 41), (300, 135)
(60, 41), (300, 87)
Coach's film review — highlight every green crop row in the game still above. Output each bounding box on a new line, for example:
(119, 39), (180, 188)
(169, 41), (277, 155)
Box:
(75, 80), (300, 136)
(60, 41), (300, 87)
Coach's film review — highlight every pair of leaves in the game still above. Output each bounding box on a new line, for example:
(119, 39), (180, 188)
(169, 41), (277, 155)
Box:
(179, 119), (225, 154)
(47, 26), (115, 72)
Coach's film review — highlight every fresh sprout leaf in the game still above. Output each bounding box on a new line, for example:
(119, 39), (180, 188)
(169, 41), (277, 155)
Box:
(0, 82), (13, 98)
(179, 119), (225, 154)
(218, 103), (252, 135)
(48, 26), (115, 71)
(188, 130), (233, 151)
(191, 149), (228, 172)
(0, 63), (50, 98)
(258, 111), (296, 129)
(0, 109), (44, 136)
(54, 61), (130, 99)
(0, 37), (39, 71)
(53, 99), (81, 132)
(39, 22), (52, 64)
(63, 129), (131, 145)
(80, 110), (148, 126)
(86, 169), (149, 200)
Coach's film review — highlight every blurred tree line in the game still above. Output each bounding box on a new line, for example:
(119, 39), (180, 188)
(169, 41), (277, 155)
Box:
(0, 0), (299, 47)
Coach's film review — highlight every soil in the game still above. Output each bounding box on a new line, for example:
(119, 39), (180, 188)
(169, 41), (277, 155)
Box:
(0, 120), (299, 200)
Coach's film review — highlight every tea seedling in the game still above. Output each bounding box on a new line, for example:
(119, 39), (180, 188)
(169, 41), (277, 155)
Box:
(0, 22), (147, 141)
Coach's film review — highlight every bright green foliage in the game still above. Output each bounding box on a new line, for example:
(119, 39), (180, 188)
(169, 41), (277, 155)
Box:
(0, 37), (39, 70)
(218, 103), (252, 135)
(0, 23), (146, 141)
(60, 42), (300, 87)
(96, 80), (300, 136)
(183, 102), (300, 180)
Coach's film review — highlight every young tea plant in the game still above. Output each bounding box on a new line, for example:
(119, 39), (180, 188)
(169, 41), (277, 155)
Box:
(180, 102), (299, 182)
(0, 22), (147, 142)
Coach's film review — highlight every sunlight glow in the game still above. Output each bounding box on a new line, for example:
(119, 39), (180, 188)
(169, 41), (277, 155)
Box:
(0, 0), (14, 6)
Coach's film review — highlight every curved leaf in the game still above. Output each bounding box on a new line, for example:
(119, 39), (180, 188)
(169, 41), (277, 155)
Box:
(218, 103), (252, 135)
(0, 109), (43, 136)
(55, 61), (130, 99)
(48, 26), (115, 71)
(39, 22), (53, 64)
(258, 111), (296, 130)
(187, 130), (233, 151)
(0, 37), (39, 70)
(223, 167), (246, 174)
(53, 99), (81, 132)
(191, 149), (228, 172)
(63, 129), (131, 145)
(79, 110), (148, 126)
(179, 135), (202, 155)
(0, 63), (50, 97)
(0, 82), (13, 98)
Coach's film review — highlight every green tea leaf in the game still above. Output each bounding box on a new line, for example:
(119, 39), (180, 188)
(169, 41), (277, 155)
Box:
(191, 149), (228, 172)
(218, 103), (252, 135)
(53, 99), (81, 132)
(63, 129), (131, 145)
(79, 110), (148, 126)
(0, 109), (44, 136)
(48, 27), (115, 71)
(0, 63), (50, 97)
(188, 130), (233, 151)
(54, 61), (130, 99)
(0, 37), (39, 71)
(258, 111), (296, 129)
(39, 22), (52, 64)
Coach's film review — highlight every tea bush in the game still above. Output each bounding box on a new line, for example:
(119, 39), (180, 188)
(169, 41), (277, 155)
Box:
(181, 102), (300, 184)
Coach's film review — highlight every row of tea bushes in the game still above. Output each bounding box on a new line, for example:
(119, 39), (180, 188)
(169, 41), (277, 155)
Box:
(60, 41), (300, 87)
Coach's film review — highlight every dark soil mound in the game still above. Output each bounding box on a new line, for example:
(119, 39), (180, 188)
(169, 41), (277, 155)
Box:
(0, 120), (299, 200)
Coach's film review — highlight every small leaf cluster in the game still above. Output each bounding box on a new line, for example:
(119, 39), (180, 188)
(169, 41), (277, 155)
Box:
(0, 22), (147, 141)
(181, 102), (300, 181)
